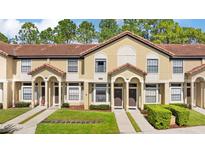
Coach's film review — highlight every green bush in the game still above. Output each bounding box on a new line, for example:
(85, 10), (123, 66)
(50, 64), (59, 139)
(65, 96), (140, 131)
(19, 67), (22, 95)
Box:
(89, 104), (110, 110)
(145, 105), (172, 129)
(15, 102), (31, 108)
(171, 103), (188, 108)
(0, 103), (2, 109)
(165, 105), (190, 126)
(61, 103), (70, 108)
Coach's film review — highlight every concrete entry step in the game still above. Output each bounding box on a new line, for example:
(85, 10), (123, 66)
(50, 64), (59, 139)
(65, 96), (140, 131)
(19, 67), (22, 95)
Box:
(114, 109), (135, 134)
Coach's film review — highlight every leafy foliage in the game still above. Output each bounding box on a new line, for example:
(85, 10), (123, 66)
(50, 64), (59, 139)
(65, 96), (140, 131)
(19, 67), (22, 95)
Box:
(0, 32), (8, 43)
(40, 27), (54, 44)
(76, 21), (97, 43)
(145, 104), (172, 129)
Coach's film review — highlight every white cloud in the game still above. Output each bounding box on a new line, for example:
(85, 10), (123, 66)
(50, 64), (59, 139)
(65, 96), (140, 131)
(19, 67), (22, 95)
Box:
(0, 19), (61, 39)
(0, 19), (23, 38)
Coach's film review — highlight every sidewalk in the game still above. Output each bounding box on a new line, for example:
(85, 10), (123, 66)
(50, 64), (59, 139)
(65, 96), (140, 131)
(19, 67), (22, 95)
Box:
(129, 109), (156, 133)
(14, 107), (58, 134)
(114, 110), (135, 134)
(4, 106), (46, 125)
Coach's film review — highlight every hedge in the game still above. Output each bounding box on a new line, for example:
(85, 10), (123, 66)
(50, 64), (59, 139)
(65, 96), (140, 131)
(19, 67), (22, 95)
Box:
(145, 105), (172, 129)
(89, 104), (110, 110)
(62, 103), (70, 108)
(164, 105), (190, 126)
(170, 103), (188, 108)
(15, 102), (31, 108)
(0, 103), (2, 109)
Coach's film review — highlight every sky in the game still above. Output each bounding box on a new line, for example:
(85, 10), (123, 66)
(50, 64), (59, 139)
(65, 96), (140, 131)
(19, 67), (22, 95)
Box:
(0, 19), (205, 39)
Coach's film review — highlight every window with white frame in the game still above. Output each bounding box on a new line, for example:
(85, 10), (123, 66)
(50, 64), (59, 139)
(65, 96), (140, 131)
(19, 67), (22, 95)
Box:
(68, 59), (78, 72)
(171, 83), (183, 102)
(173, 60), (183, 74)
(95, 59), (106, 73)
(67, 83), (81, 101)
(145, 84), (158, 103)
(22, 83), (32, 101)
(147, 59), (158, 73)
(21, 59), (31, 73)
(94, 84), (108, 102)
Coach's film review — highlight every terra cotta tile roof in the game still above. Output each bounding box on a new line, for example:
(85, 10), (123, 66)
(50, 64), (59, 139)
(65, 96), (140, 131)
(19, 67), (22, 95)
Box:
(28, 63), (66, 76)
(158, 44), (205, 57)
(186, 63), (205, 75)
(108, 63), (147, 76)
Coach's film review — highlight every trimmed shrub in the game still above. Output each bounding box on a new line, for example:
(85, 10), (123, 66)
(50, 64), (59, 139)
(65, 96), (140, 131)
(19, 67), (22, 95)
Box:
(89, 104), (110, 110)
(62, 103), (70, 108)
(165, 105), (190, 126)
(0, 103), (3, 109)
(15, 102), (31, 108)
(171, 103), (188, 108)
(145, 105), (172, 129)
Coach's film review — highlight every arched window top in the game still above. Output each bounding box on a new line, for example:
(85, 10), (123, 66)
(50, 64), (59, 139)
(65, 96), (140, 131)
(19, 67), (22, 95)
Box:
(94, 52), (107, 59)
(146, 52), (159, 59)
(117, 45), (136, 56)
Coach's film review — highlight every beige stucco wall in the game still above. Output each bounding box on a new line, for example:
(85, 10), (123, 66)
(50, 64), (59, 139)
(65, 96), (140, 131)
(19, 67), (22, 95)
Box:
(83, 36), (171, 81)
(0, 55), (6, 79)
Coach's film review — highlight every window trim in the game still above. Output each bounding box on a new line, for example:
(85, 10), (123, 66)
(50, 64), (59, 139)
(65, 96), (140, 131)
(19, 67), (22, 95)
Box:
(173, 60), (183, 74)
(21, 83), (32, 102)
(21, 59), (32, 74)
(68, 59), (78, 73)
(147, 59), (159, 74)
(67, 83), (81, 102)
(95, 58), (106, 73)
(170, 83), (183, 103)
(145, 84), (159, 104)
(92, 83), (110, 104)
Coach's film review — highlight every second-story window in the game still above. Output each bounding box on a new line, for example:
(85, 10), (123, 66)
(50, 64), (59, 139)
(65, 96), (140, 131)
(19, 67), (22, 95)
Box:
(21, 59), (31, 73)
(173, 60), (183, 74)
(147, 59), (158, 73)
(68, 59), (78, 72)
(95, 58), (106, 73)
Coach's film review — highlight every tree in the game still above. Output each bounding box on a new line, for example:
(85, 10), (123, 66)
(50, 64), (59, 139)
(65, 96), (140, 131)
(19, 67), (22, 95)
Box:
(40, 27), (54, 44)
(76, 21), (96, 43)
(53, 19), (77, 44)
(98, 19), (120, 42)
(122, 19), (142, 35)
(14, 22), (40, 44)
(0, 32), (8, 43)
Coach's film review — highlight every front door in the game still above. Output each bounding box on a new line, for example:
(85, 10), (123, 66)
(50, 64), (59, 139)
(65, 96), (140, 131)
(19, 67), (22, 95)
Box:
(54, 86), (59, 105)
(129, 88), (137, 107)
(41, 86), (45, 106)
(114, 88), (123, 108)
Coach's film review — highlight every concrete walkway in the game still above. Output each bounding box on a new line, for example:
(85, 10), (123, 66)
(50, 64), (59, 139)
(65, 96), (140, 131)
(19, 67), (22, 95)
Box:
(14, 107), (58, 134)
(4, 106), (46, 125)
(193, 106), (205, 115)
(114, 110), (135, 134)
(129, 109), (156, 133)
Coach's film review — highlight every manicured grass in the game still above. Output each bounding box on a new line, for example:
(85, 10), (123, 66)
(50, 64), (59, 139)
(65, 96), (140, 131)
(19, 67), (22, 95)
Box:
(186, 110), (205, 126)
(36, 109), (119, 134)
(126, 112), (141, 132)
(0, 108), (30, 124)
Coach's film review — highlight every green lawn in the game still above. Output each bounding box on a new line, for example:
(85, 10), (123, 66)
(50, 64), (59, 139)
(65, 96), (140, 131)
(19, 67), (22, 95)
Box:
(186, 110), (205, 126)
(36, 109), (119, 134)
(126, 112), (141, 132)
(0, 108), (30, 124)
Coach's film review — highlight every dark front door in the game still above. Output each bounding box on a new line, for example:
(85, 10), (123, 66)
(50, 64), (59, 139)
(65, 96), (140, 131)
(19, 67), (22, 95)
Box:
(41, 86), (45, 106)
(114, 88), (123, 107)
(129, 88), (137, 107)
(54, 86), (59, 105)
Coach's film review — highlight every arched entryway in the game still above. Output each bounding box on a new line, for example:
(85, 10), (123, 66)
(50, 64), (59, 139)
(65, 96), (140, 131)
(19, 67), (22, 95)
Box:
(195, 77), (205, 108)
(113, 77), (126, 109)
(33, 76), (45, 106)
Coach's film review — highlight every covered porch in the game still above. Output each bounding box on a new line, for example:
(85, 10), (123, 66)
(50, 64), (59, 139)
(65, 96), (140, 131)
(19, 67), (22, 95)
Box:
(109, 63), (147, 111)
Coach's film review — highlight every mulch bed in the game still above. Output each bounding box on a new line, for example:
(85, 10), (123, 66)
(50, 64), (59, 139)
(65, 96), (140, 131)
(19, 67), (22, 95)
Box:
(42, 119), (103, 124)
